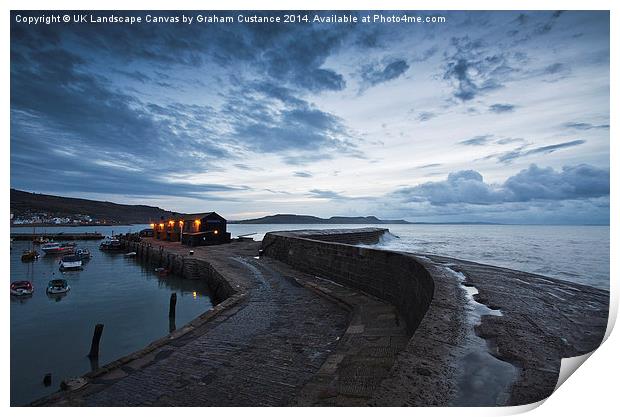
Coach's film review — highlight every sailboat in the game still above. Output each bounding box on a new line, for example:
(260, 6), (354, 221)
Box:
(21, 225), (39, 262)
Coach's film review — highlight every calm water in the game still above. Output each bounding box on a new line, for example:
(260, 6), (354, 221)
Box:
(224, 223), (609, 290)
(10, 237), (213, 405)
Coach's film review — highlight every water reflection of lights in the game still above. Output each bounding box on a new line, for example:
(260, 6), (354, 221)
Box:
(192, 291), (197, 299)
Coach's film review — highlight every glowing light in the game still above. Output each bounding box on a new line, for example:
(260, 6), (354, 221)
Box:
(192, 291), (197, 299)
(150, 223), (155, 228)
(169, 220), (174, 227)
(214, 230), (219, 235)
(159, 223), (164, 230)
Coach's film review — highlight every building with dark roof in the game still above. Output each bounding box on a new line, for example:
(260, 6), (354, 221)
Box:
(151, 212), (231, 246)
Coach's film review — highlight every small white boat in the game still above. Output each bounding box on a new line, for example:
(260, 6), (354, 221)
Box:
(47, 279), (70, 294)
(59, 255), (83, 271)
(124, 252), (137, 257)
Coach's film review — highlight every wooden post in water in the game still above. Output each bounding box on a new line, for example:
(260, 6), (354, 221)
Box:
(88, 324), (104, 359)
(43, 373), (52, 386)
(169, 293), (177, 318)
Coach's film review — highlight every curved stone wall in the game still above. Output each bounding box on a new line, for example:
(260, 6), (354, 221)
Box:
(261, 229), (435, 334)
(123, 240), (235, 303)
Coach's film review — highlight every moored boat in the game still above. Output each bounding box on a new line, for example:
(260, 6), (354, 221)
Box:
(76, 248), (92, 260)
(21, 249), (39, 262)
(124, 252), (137, 257)
(59, 255), (83, 271)
(46, 279), (70, 294)
(99, 238), (123, 251)
(41, 242), (76, 255)
(11, 281), (34, 296)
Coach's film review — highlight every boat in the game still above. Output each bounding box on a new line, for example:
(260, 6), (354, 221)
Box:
(11, 281), (34, 296)
(21, 249), (39, 262)
(41, 242), (76, 255)
(47, 279), (70, 294)
(99, 238), (123, 251)
(32, 236), (50, 245)
(124, 252), (137, 257)
(59, 254), (83, 271)
(76, 248), (92, 260)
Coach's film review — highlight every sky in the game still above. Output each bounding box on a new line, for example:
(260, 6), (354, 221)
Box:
(10, 10), (610, 224)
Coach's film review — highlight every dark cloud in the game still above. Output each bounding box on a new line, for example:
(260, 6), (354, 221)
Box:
(543, 62), (568, 75)
(489, 103), (516, 113)
(495, 137), (526, 145)
(443, 36), (516, 101)
(495, 140), (586, 163)
(535, 11), (564, 35)
(264, 188), (292, 195)
(534, 62), (572, 81)
(504, 164), (608, 202)
(12, 11), (351, 94)
(281, 153), (335, 166)
(392, 164), (609, 206)
(10, 17), (368, 197)
(293, 171), (313, 178)
(360, 59), (410, 87)
(227, 93), (359, 156)
(234, 163), (260, 171)
(459, 135), (494, 146)
(307, 189), (350, 200)
(416, 163), (443, 169)
(412, 46), (439, 62)
(9, 41), (241, 197)
(115, 69), (151, 83)
(564, 122), (610, 130)
(416, 111), (437, 122)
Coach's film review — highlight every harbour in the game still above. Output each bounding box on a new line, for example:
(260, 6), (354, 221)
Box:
(10, 237), (214, 405)
(18, 226), (608, 407)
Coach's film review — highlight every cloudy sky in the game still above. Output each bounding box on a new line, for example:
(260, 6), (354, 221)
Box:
(10, 11), (610, 223)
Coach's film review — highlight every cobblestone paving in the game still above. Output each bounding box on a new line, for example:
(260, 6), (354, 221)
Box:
(75, 255), (349, 406)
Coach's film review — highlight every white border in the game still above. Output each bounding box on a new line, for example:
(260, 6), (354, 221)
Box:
(2, 1), (616, 416)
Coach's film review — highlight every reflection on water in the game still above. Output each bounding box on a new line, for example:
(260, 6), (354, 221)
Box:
(444, 267), (517, 406)
(10, 239), (214, 406)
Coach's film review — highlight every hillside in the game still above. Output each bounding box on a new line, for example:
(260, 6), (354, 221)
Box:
(10, 189), (177, 224)
(230, 214), (411, 224)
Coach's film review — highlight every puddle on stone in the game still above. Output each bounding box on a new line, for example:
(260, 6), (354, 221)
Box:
(444, 267), (518, 406)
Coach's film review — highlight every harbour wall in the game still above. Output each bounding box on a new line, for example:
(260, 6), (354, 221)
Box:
(122, 240), (235, 303)
(260, 228), (435, 334)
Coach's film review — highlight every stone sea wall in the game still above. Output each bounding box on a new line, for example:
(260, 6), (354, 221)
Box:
(123, 240), (235, 303)
(260, 229), (435, 334)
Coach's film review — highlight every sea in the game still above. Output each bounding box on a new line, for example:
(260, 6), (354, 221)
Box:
(9, 223), (609, 404)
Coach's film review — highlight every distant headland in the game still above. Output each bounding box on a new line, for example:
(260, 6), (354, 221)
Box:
(229, 214), (411, 224)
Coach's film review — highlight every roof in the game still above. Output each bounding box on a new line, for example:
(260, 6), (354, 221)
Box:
(164, 212), (226, 221)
